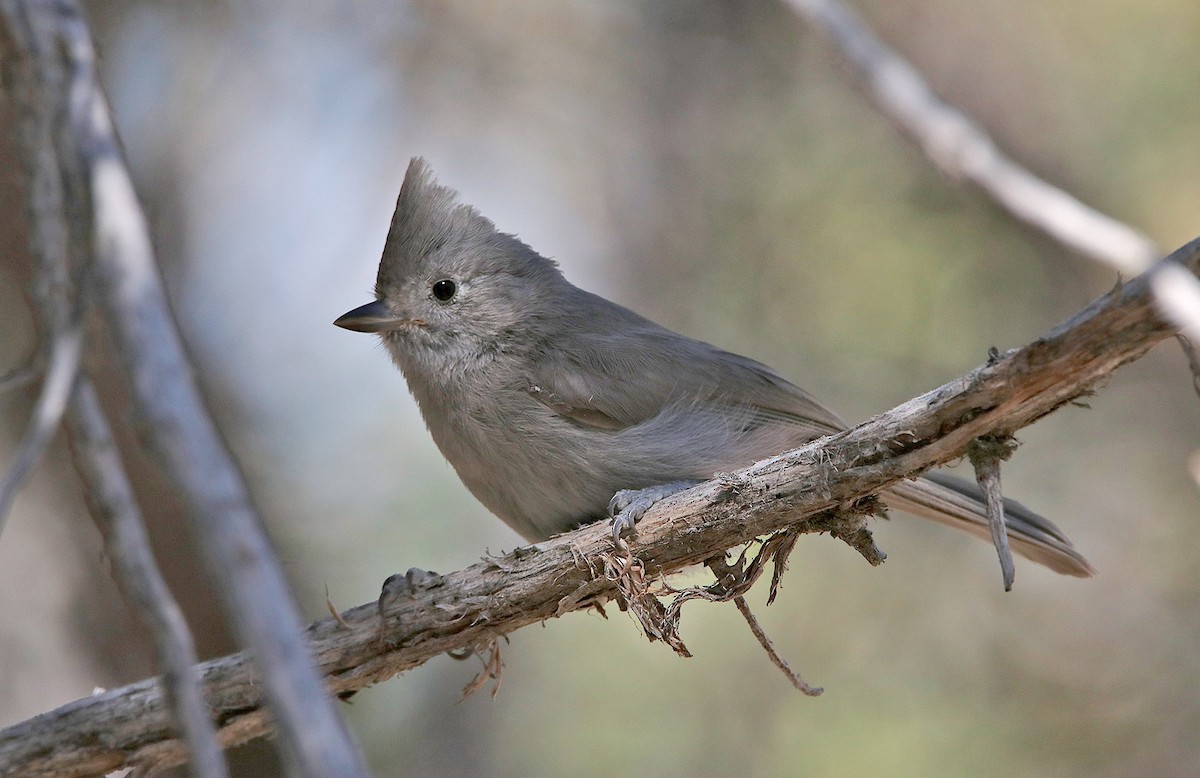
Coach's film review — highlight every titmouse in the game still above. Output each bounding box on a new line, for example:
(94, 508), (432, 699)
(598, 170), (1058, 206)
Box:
(335, 158), (1093, 578)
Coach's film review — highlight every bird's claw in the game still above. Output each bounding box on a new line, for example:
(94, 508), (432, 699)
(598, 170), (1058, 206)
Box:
(607, 480), (704, 554)
(377, 567), (442, 636)
(608, 489), (655, 549)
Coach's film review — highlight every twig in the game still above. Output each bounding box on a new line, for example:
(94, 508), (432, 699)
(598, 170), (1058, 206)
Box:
(822, 499), (887, 568)
(0, 234), (1197, 776)
(0, 320), (82, 534)
(0, 0), (88, 537)
(767, 528), (801, 606)
(0, 355), (42, 393)
(65, 379), (228, 778)
(1149, 263), (1200, 345)
(326, 586), (352, 629)
(733, 596), (822, 696)
(0, 2), (369, 775)
(967, 436), (1017, 591)
(784, 0), (1157, 269)
(1174, 335), (1200, 400)
(1174, 333), (1200, 486)
(784, 0), (1200, 343)
(459, 638), (505, 700)
(665, 533), (827, 695)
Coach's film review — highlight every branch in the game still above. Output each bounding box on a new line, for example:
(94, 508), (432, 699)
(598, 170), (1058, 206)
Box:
(784, 0), (1200, 344)
(0, 2), (368, 775)
(0, 321), (82, 532)
(967, 436), (1017, 591)
(4, 236), (1196, 778)
(0, 0), (87, 535)
(65, 379), (228, 778)
(0, 354), (44, 394)
(2, 2), (223, 771)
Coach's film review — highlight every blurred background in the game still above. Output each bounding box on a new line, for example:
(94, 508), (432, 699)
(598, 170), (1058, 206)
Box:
(1, 1), (1198, 775)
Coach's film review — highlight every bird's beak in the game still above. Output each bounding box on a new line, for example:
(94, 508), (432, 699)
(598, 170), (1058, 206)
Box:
(334, 300), (407, 333)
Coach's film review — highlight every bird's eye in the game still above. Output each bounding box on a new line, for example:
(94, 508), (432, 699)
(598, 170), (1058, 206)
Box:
(431, 279), (457, 302)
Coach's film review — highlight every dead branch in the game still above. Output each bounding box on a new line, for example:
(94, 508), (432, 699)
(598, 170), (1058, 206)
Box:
(0, 321), (81, 531)
(65, 380), (228, 778)
(967, 436), (1017, 591)
(0, 0), (87, 534)
(733, 595), (822, 696)
(784, 0), (1200, 345)
(0, 1), (368, 775)
(784, 0), (1157, 270)
(2, 235), (1195, 778)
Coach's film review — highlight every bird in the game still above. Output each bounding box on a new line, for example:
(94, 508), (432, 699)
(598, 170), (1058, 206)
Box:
(335, 158), (1094, 579)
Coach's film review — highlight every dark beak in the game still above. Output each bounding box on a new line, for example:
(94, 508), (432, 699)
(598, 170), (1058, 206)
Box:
(334, 300), (405, 333)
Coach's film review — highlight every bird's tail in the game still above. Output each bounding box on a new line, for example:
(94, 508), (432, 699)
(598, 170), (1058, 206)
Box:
(884, 471), (1095, 578)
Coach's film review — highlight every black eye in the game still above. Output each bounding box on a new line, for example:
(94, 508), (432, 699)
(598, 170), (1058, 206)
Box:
(431, 279), (457, 302)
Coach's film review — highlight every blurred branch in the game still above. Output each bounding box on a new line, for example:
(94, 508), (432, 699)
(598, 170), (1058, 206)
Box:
(0, 0), (86, 535)
(0, 2), (368, 776)
(0, 355), (43, 393)
(0, 321), (81, 532)
(1, 0), (226, 771)
(65, 379), (228, 778)
(785, 0), (1200, 344)
(4, 235), (1197, 777)
(1175, 334), (1200, 399)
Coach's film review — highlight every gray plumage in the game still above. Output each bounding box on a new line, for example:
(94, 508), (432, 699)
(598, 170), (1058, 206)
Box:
(335, 158), (1094, 578)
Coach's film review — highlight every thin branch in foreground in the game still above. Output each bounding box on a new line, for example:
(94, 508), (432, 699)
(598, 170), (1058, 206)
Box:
(0, 354), (42, 393)
(0, 236), (1197, 776)
(0, 0), (88, 537)
(784, 0), (1200, 344)
(0, 1), (369, 775)
(0, 320), (82, 534)
(65, 378), (228, 778)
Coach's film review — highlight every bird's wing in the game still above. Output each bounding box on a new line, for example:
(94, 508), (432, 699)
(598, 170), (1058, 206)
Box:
(526, 319), (847, 442)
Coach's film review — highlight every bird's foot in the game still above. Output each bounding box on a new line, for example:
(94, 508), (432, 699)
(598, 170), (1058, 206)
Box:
(607, 480), (703, 552)
(377, 567), (442, 640)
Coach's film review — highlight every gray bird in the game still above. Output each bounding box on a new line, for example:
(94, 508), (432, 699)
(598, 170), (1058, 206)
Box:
(336, 158), (1093, 578)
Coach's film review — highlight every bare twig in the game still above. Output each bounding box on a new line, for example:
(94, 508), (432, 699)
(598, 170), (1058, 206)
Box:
(0, 355), (42, 393)
(823, 500), (888, 567)
(3, 0), (223, 769)
(1149, 264), (1200, 345)
(0, 234), (1198, 776)
(0, 321), (82, 533)
(784, 0), (1157, 269)
(692, 534), (825, 694)
(767, 528), (801, 606)
(733, 595), (822, 696)
(65, 379), (227, 778)
(0, 0), (88, 536)
(326, 586), (352, 629)
(967, 436), (1017, 591)
(0, 2), (368, 775)
(459, 638), (505, 700)
(1174, 335), (1200, 400)
(784, 0), (1200, 343)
